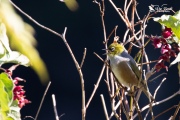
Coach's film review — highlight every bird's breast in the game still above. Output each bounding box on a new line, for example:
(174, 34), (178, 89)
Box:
(111, 61), (139, 87)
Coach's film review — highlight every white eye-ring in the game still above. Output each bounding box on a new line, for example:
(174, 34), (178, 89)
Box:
(109, 47), (115, 52)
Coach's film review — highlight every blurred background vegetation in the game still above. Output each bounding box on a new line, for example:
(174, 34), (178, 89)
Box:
(0, 0), (49, 85)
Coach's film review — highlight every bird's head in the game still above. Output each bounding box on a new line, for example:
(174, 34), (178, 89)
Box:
(107, 42), (125, 57)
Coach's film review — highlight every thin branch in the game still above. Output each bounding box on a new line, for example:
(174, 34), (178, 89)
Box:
(23, 116), (35, 120)
(135, 6), (141, 20)
(9, 0), (64, 39)
(104, 79), (112, 97)
(154, 105), (177, 119)
(124, 29), (143, 45)
(85, 64), (106, 109)
(125, 0), (133, 15)
(171, 102), (180, 120)
(9, 1), (87, 119)
(62, 28), (87, 120)
(123, 29), (130, 43)
(80, 48), (87, 68)
(105, 25), (118, 44)
(109, 0), (130, 28)
(133, 97), (143, 120)
(100, 94), (109, 120)
(111, 96), (120, 119)
(133, 90), (180, 119)
(149, 73), (167, 82)
(34, 82), (51, 120)
(130, 42), (141, 48)
(137, 60), (160, 66)
(153, 78), (166, 99)
(110, 72), (115, 97)
(52, 94), (59, 120)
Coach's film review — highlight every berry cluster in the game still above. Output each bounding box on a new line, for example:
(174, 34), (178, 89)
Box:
(150, 27), (179, 72)
(13, 77), (31, 108)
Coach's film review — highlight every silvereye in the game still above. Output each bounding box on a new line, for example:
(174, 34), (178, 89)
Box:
(107, 40), (154, 100)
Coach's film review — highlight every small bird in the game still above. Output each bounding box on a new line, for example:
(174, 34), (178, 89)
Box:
(107, 39), (154, 101)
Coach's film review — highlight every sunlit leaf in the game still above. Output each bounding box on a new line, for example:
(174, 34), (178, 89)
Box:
(0, 73), (21, 120)
(0, 22), (30, 66)
(0, 23), (11, 53)
(170, 52), (180, 66)
(8, 100), (21, 120)
(0, 73), (14, 103)
(0, 80), (9, 112)
(153, 10), (180, 40)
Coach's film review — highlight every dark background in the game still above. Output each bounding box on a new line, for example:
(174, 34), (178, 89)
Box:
(10, 0), (180, 120)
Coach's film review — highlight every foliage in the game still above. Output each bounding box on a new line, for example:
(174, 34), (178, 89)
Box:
(152, 11), (180, 70)
(0, 22), (30, 120)
(0, 0), (49, 84)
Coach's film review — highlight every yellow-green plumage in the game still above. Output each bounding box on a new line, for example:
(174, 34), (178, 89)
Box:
(107, 42), (153, 100)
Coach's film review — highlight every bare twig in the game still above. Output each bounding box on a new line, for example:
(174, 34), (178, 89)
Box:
(52, 94), (59, 120)
(109, 0), (130, 28)
(111, 97), (120, 119)
(9, 1), (87, 119)
(133, 97), (143, 120)
(34, 82), (51, 120)
(153, 78), (166, 99)
(137, 60), (160, 66)
(133, 90), (180, 119)
(123, 29), (130, 43)
(100, 94), (109, 120)
(154, 105), (177, 119)
(80, 48), (87, 68)
(9, 0), (64, 40)
(125, 0), (133, 16)
(171, 102), (180, 120)
(105, 25), (118, 44)
(110, 73), (115, 97)
(85, 64), (106, 109)
(62, 28), (86, 120)
(149, 73), (167, 82)
(23, 116), (35, 120)
(94, 52), (107, 64)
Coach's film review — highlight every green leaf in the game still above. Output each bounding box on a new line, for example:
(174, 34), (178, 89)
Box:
(153, 10), (180, 40)
(0, 73), (14, 102)
(170, 52), (180, 66)
(0, 80), (13, 120)
(0, 51), (30, 66)
(0, 23), (12, 53)
(0, 80), (9, 112)
(0, 22), (30, 66)
(8, 100), (21, 120)
(0, 73), (16, 120)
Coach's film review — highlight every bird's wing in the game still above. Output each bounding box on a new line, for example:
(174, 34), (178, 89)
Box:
(121, 51), (141, 79)
(129, 59), (141, 79)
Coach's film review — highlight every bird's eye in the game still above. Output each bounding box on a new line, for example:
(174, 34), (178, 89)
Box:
(109, 47), (115, 52)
